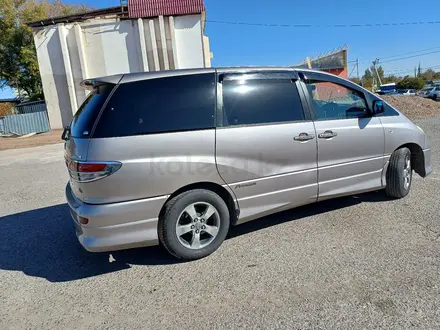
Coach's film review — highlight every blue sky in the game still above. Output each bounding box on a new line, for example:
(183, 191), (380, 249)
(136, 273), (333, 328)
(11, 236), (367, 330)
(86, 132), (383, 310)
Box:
(2, 0), (439, 98)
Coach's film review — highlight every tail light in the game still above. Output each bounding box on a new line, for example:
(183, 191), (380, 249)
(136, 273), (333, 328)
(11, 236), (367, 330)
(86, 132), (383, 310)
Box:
(66, 159), (121, 182)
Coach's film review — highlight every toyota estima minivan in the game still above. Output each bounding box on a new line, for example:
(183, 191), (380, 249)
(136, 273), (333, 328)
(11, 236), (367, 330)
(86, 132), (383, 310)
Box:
(64, 67), (432, 260)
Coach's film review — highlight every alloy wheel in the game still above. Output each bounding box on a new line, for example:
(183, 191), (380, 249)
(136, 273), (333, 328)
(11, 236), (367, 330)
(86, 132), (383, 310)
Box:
(175, 202), (220, 249)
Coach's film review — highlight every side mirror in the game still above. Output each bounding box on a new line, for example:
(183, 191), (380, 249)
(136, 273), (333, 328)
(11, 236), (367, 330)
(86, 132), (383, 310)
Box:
(373, 100), (385, 114)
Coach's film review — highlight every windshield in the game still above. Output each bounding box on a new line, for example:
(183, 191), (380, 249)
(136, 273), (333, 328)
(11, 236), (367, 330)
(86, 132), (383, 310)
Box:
(70, 84), (114, 138)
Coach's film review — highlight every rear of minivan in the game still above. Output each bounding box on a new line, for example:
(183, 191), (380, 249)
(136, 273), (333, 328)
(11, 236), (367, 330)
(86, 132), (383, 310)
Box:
(65, 69), (225, 252)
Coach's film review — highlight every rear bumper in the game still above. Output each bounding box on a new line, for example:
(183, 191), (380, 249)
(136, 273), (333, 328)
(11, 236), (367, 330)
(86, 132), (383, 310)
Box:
(65, 183), (168, 252)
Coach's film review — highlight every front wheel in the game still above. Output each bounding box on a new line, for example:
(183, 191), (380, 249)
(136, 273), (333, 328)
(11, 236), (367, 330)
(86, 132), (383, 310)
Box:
(433, 94), (438, 101)
(158, 189), (230, 260)
(385, 147), (412, 198)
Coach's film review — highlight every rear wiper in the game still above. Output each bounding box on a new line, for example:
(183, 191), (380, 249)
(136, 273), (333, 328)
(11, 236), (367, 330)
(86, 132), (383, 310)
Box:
(61, 126), (71, 141)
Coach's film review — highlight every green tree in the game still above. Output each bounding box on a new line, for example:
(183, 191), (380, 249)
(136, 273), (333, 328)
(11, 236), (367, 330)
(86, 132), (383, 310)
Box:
(0, 0), (90, 99)
(383, 75), (399, 84)
(417, 62), (422, 77)
(422, 69), (436, 80)
(376, 65), (385, 83)
(349, 77), (362, 85)
(422, 69), (440, 81)
(362, 68), (373, 88)
(396, 77), (425, 90)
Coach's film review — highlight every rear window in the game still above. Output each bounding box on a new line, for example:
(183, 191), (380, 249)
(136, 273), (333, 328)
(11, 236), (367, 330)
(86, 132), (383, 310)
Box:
(70, 84), (113, 138)
(93, 73), (216, 138)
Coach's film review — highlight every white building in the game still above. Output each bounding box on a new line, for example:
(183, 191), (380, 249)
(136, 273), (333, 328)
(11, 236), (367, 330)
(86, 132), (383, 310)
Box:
(28, 2), (213, 129)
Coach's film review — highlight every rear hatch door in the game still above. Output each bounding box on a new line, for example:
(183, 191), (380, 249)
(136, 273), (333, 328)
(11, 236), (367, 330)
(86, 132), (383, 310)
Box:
(64, 82), (115, 202)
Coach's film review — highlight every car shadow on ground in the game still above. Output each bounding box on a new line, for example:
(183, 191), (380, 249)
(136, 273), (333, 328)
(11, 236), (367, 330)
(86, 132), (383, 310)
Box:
(0, 190), (391, 282)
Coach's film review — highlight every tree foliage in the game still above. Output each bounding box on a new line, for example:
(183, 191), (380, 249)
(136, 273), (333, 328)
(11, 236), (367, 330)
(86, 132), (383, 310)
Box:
(361, 65), (386, 90)
(421, 69), (440, 81)
(376, 65), (385, 82)
(417, 63), (422, 77)
(361, 68), (373, 89)
(349, 77), (362, 86)
(360, 63), (440, 91)
(0, 0), (90, 99)
(396, 77), (425, 90)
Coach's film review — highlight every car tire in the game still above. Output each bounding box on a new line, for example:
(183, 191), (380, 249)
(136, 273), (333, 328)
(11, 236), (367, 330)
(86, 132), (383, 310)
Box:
(158, 189), (230, 260)
(433, 94), (438, 101)
(385, 147), (412, 198)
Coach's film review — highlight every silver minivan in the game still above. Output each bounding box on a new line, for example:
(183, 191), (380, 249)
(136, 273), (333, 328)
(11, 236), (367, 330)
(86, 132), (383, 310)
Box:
(64, 68), (432, 260)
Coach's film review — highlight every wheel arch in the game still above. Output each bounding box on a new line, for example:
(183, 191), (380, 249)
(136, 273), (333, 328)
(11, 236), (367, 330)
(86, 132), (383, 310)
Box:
(159, 182), (239, 225)
(394, 143), (425, 177)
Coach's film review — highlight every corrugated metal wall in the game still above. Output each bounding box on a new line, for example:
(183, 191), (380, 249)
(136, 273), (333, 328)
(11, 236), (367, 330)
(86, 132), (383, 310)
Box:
(1, 101), (50, 135)
(3, 112), (50, 135)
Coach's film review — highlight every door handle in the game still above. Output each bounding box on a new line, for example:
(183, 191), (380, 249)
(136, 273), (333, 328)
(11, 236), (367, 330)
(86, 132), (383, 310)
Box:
(318, 130), (338, 139)
(294, 133), (315, 142)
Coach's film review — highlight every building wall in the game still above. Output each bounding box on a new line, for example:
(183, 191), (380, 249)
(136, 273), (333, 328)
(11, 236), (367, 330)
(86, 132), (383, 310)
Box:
(203, 35), (213, 68)
(32, 13), (209, 129)
(174, 15), (204, 69)
(325, 68), (348, 78)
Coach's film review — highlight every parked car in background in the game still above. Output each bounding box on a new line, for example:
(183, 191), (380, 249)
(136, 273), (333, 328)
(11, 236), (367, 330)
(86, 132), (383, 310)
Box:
(63, 67), (432, 260)
(418, 87), (440, 100)
(430, 87), (440, 101)
(398, 89), (416, 96)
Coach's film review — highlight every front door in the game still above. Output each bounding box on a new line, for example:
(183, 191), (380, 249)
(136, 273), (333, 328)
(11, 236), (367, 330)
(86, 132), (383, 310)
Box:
(301, 76), (385, 200)
(215, 71), (318, 223)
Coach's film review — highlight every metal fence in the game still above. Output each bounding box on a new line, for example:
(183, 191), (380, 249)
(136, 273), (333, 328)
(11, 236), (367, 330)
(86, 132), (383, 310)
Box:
(0, 101), (50, 135)
(15, 100), (47, 114)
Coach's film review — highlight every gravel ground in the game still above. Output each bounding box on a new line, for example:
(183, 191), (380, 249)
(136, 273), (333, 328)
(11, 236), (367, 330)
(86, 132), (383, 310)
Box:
(382, 95), (440, 120)
(0, 129), (63, 151)
(0, 118), (439, 329)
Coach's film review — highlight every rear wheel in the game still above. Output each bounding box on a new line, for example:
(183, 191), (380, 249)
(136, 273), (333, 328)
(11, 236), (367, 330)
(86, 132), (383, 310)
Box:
(433, 94), (438, 101)
(158, 189), (230, 260)
(385, 147), (412, 198)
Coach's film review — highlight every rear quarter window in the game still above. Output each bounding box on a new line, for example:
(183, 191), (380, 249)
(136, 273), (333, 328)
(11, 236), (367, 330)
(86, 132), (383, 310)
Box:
(70, 84), (113, 138)
(93, 73), (216, 138)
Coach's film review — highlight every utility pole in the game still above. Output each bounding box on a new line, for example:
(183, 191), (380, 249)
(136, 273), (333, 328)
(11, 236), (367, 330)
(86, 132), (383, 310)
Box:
(372, 58), (382, 92)
(356, 58), (360, 84)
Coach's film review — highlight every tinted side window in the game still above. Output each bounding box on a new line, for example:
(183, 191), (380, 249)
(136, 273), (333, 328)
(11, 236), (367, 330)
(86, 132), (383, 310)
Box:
(222, 79), (304, 127)
(70, 84), (113, 138)
(93, 73), (216, 138)
(305, 81), (369, 120)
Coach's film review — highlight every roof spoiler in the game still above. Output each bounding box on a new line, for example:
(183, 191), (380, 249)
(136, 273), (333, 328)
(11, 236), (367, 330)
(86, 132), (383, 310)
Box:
(79, 74), (124, 90)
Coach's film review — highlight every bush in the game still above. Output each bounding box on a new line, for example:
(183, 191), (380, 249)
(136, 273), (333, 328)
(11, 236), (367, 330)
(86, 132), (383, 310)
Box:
(396, 77), (425, 90)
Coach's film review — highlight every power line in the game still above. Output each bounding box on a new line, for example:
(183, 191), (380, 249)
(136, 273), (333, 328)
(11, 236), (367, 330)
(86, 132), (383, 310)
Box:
(348, 49), (440, 68)
(206, 19), (440, 29)
(348, 45), (440, 63)
(380, 50), (440, 64)
(348, 62), (357, 78)
(384, 64), (440, 76)
(380, 45), (440, 60)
